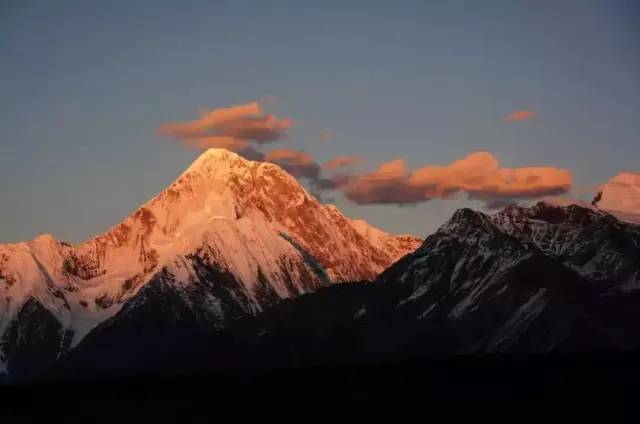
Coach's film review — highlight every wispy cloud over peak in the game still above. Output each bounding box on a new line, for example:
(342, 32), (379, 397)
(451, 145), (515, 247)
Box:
(264, 148), (321, 180)
(158, 101), (293, 142)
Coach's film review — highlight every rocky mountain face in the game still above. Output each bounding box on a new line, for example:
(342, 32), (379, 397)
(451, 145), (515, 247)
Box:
(227, 203), (640, 369)
(372, 204), (640, 355)
(0, 148), (420, 379)
(3, 150), (639, 382)
(50, 202), (640, 381)
(492, 202), (640, 291)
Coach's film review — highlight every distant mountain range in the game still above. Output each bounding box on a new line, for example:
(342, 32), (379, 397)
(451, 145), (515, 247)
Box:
(1, 149), (639, 382)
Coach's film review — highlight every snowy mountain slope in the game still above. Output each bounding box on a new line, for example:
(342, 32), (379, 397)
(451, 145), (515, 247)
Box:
(40, 203), (640, 380)
(348, 217), (422, 264)
(491, 202), (640, 291)
(592, 172), (640, 224)
(372, 207), (639, 354)
(0, 148), (420, 377)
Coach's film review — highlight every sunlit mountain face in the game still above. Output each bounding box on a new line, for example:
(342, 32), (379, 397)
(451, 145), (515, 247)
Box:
(0, 149), (421, 379)
(592, 172), (640, 224)
(1, 3), (640, 418)
(1, 149), (639, 382)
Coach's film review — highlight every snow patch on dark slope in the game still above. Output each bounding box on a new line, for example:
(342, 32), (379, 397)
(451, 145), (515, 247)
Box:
(373, 206), (628, 356)
(491, 202), (640, 291)
(279, 232), (331, 286)
(0, 298), (70, 381)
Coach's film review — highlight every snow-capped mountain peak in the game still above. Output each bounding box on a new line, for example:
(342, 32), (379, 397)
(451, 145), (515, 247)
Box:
(592, 172), (640, 224)
(0, 148), (421, 375)
(32, 233), (57, 245)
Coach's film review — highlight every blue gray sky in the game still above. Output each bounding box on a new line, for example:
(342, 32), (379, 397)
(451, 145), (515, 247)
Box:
(1, 0), (639, 243)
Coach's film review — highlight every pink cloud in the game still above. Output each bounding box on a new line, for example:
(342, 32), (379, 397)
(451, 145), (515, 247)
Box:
(158, 101), (293, 142)
(323, 155), (363, 171)
(264, 148), (321, 180)
(505, 110), (537, 121)
(343, 151), (572, 205)
(343, 158), (428, 205)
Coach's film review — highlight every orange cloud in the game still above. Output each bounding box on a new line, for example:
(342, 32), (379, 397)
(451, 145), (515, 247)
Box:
(344, 151), (572, 205)
(158, 101), (351, 199)
(265, 148), (314, 164)
(320, 130), (335, 142)
(505, 110), (537, 121)
(158, 101), (293, 142)
(324, 155), (363, 171)
(343, 158), (428, 205)
(262, 149), (353, 195)
(265, 149), (321, 180)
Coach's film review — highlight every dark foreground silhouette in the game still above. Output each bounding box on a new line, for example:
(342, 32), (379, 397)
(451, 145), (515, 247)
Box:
(2, 353), (640, 419)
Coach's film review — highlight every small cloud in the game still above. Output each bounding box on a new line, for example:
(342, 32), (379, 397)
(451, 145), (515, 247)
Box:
(158, 101), (293, 143)
(505, 110), (537, 122)
(315, 174), (352, 190)
(265, 148), (321, 180)
(343, 158), (428, 205)
(158, 101), (357, 202)
(263, 149), (359, 196)
(323, 155), (363, 171)
(320, 130), (335, 143)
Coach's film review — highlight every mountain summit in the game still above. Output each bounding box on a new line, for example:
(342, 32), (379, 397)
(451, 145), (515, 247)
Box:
(592, 172), (640, 224)
(0, 148), (420, 378)
(370, 201), (640, 355)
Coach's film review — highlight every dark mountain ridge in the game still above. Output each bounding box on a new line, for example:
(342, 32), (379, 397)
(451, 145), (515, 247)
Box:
(41, 202), (640, 383)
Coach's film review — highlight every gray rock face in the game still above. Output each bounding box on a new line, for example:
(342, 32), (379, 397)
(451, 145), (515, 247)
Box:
(1, 298), (70, 380)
